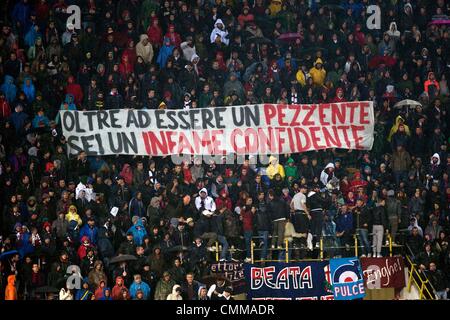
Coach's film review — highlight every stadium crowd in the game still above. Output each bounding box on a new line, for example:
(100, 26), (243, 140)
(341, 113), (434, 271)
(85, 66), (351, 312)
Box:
(0, 0), (449, 300)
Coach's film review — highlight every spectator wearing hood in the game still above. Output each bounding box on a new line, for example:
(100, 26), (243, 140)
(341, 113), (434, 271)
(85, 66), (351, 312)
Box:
(65, 76), (83, 106)
(127, 217), (148, 246)
(1, 75), (18, 104)
(424, 72), (440, 100)
(167, 284), (183, 300)
(154, 271), (176, 300)
(129, 274), (151, 300)
(136, 34), (154, 65)
(75, 278), (94, 300)
(79, 217), (98, 245)
(157, 37), (175, 68)
(112, 276), (130, 300)
(195, 188), (216, 213)
(266, 156), (285, 180)
(210, 19), (229, 45)
(309, 58), (326, 87)
(427, 153), (442, 180)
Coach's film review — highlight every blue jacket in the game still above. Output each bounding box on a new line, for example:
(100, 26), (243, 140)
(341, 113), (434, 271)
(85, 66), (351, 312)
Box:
(32, 114), (50, 128)
(9, 109), (29, 133)
(79, 224), (98, 245)
(127, 219), (147, 246)
(24, 25), (41, 48)
(129, 197), (146, 217)
(98, 287), (113, 300)
(55, 94), (77, 124)
(129, 280), (151, 300)
(75, 278), (93, 300)
(11, 1), (31, 27)
(335, 212), (354, 233)
(156, 37), (174, 68)
(1, 75), (17, 103)
(21, 77), (36, 102)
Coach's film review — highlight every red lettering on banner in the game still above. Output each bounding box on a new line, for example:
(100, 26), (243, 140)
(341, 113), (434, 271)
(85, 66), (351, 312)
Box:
(263, 104), (276, 125)
(294, 127), (311, 152)
(230, 128), (245, 153)
(166, 131), (176, 153)
(309, 127), (326, 150)
(177, 132), (195, 154)
(347, 102), (359, 123)
(245, 128), (258, 153)
(359, 102), (370, 124)
(286, 127), (296, 152)
(277, 127), (286, 154)
(277, 268), (289, 289)
(147, 131), (168, 154)
(263, 266), (276, 289)
(319, 104), (330, 125)
(337, 125), (351, 148)
(251, 268), (263, 290)
(211, 129), (225, 154)
(302, 105), (316, 125)
(276, 104), (288, 126)
(323, 127), (342, 148)
(331, 103), (346, 124)
(289, 105), (301, 126)
(258, 128), (277, 154)
(142, 132), (151, 155)
(351, 125), (365, 149)
(300, 266), (313, 289)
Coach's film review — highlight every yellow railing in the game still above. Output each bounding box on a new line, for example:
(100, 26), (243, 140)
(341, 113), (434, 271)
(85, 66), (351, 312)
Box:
(220, 234), (399, 263)
(406, 255), (436, 300)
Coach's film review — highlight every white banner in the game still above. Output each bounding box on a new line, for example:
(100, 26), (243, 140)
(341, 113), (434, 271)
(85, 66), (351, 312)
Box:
(60, 102), (374, 156)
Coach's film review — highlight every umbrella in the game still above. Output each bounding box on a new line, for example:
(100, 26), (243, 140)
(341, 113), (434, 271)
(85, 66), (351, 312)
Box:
(167, 245), (189, 253)
(201, 275), (231, 288)
(109, 254), (137, 264)
(298, 47), (327, 55)
(0, 250), (19, 260)
(324, 4), (346, 12)
(34, 286), (60, 294)
(368, 55), (397, 69)
(277, 32), (302, 43)
(246, 36), (272, 45)
(394, 99), (422, 109)
(429, 19), (450, 25)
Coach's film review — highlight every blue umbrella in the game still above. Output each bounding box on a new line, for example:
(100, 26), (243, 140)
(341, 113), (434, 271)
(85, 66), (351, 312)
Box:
(0, 250), (19, 260)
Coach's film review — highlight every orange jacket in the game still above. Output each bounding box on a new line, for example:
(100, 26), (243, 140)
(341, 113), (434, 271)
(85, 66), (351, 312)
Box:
(5, 275), (17, 300)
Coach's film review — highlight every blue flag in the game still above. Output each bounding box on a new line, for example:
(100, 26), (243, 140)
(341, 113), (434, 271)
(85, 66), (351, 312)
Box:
(330, 257), (366, 300)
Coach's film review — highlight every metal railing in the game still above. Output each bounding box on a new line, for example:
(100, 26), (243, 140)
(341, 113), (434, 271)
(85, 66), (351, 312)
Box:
(404, 243), (437, 300)
(210, 232), (403, 263)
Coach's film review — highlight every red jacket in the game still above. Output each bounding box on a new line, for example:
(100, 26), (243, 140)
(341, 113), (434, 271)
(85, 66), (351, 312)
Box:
(241, 207), (254, 232)
(66, 76), (84, 106)
(0, 97), (11, 119)
(147, 23), (163, 46)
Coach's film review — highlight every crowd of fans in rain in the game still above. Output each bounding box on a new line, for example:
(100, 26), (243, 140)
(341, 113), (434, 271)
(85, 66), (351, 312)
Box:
(0, 0), (449, 300)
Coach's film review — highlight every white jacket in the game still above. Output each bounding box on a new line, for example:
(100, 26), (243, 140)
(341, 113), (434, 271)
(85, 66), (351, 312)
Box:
(210, 19), (229, 45)
(195, 188), (217, 212)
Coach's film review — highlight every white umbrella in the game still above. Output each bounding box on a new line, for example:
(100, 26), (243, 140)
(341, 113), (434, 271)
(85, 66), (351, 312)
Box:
(394, 99), (422, 108)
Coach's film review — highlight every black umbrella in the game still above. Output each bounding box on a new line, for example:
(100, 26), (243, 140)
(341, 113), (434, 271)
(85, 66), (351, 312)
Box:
(247, 36), (272, 45)
(167, 245), (190, 253)
(201, 275), (231, 288)
(109, 254), (137, 264)
(34, 286), (60, 294)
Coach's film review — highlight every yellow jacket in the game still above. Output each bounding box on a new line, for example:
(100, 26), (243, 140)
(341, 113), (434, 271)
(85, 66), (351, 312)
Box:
(65, 205), (83, 226)
(266, 156), (286, 179)
(296, 69), (307, 86)
(387, 115), (410, 142)
(268, 0), (282, 16)
(309, 58), (326, 86)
